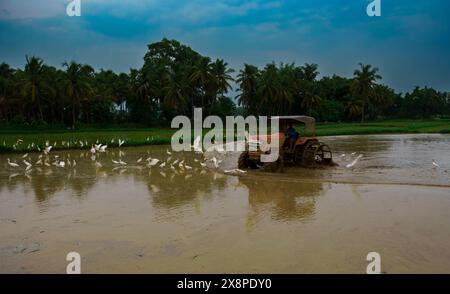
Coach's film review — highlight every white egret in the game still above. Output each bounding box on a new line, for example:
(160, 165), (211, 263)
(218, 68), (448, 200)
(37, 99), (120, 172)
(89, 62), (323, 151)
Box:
(192, 136), (201, 152)
(346, 154), (363, 169)
(211, 157), (219, 168)
(23, 159), (31, 165)
(148, 158), (160, 167)
(7, 159), (19, 167)
(44, 146), (52, 154)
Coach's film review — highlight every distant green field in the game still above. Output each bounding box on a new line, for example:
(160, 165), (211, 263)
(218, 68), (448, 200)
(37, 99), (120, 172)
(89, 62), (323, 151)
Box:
(1, 119), (449, 153)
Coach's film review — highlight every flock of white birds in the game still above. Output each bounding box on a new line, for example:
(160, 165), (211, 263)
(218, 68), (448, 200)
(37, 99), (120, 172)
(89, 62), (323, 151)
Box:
(4, 136), (442, 180)
(4, 136), (249, 180)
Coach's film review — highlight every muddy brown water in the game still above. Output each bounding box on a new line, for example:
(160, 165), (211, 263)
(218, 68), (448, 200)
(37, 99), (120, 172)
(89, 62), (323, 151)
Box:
(1, 134), (449, 273)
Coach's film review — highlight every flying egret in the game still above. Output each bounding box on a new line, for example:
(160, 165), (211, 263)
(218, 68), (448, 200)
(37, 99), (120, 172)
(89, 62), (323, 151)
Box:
(118, 139), (125, 147)
(44, 146), (52, 154)
(432, 160), (439, 168)
(346, 155), (363, 169)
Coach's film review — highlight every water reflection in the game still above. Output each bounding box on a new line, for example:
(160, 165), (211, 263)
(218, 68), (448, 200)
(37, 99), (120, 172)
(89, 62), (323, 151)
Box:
(0, 134), (449, 213)
(239, 176), (323, 222)
(0, 147), (230, 210)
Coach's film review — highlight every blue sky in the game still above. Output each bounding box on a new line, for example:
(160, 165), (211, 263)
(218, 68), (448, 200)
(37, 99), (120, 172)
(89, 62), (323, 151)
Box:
(0, 0), (449, 93)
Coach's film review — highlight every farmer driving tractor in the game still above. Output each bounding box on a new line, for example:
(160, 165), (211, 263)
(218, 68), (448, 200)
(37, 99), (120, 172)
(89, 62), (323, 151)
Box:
(286, 122), (299, 151)
(238, 115), (333, 172)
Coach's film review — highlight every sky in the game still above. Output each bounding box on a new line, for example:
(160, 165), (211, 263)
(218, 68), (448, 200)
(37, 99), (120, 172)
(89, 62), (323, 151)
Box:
(0, 0), (449, 93)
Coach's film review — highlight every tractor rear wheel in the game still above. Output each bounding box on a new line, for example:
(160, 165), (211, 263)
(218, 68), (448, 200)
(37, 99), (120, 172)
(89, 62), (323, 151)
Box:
(302, 141), (333, 167)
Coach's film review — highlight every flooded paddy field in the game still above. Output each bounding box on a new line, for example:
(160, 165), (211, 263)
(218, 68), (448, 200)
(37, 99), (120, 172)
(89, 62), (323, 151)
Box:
(1, 134), (449, 273)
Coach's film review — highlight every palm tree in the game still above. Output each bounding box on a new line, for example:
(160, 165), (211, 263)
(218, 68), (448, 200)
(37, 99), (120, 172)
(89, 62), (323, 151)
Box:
(352, 63), (381, 122)
(21, 56), (47, 121)
(162, 73), (189, 111)
(301, 90), (322, 116)
(302, 63), (319, 81)
(62, 61), (93, 128)
(0, 63), (15, 121)
(298, 63), (321, 116)
(236, 64), (259, 114)
(190, 57), (213, 109)
(257, 63), (281, 115)
(346, 99), (362, 120)
(209, 59), (234, 113)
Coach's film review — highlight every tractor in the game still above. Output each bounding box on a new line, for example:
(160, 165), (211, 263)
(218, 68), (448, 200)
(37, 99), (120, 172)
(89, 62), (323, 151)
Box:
(238, 116), (333, 172)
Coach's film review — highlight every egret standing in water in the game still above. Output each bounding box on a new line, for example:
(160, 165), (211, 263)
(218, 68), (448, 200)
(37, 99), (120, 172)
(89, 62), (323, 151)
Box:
(7, 158), (19, 167)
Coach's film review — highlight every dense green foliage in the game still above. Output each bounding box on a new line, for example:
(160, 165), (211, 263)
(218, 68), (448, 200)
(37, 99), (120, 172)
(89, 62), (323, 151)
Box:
(1, 38), (449, 128)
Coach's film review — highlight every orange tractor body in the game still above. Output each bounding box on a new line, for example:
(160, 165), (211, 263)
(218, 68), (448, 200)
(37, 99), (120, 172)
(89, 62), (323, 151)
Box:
(239, 116), (333, 172)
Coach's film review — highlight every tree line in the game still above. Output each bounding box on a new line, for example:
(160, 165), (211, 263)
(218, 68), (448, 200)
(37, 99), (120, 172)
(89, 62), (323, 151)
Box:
(0, 38), (449, 128)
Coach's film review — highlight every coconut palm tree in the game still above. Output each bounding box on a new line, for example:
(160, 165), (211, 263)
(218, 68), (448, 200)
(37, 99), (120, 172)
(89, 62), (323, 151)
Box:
(62, 61), (94, 128)
(301, 90), (322, 116)
(20, 56), (47, 121)
(236, 64), (259, 114)
(257, 63), (281, 115)
(162, 72), (189, 111)
(346, 99), (362, 120)
(302, 63), (319, 81)
(210, 59), (234, 108)
(352, 63), (382, 122)
(0, 63), (15, 121)
(189, 57), (213, 108)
